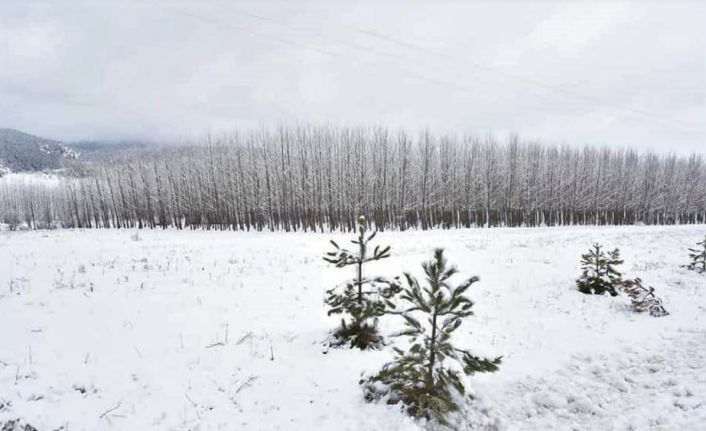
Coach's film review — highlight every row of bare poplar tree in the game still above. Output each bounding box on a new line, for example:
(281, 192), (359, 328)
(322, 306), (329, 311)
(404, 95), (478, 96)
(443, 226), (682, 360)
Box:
(1, 126), (705, 231)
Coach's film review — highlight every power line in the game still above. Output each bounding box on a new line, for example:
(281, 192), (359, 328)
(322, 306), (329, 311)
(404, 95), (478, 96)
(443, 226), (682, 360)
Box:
(217, 3), (703, 135)
(133, 0), (702, 136)
(132, 1), (493, 96)
(351, 26), (695, 128)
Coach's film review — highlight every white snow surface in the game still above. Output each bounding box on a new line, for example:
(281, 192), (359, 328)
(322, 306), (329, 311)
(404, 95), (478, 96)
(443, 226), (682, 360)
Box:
(0, 172), (63, 188)
(1, 225), (705, 430)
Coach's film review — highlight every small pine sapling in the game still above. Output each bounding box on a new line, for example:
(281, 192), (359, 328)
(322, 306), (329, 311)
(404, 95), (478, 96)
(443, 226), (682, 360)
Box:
(621, 278), (668, 317)
(362, 249), (500, 425)
(323, 215), (399, 349)
(684, 236), (706, 274)
(576, 243), (623, 296)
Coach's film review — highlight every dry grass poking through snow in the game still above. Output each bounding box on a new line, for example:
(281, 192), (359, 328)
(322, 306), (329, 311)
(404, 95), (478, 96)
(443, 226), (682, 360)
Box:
(1, 225), (705, 430)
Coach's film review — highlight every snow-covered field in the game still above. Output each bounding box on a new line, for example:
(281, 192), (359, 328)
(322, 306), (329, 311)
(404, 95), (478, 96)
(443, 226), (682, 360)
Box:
(1, 225), (705, 430)
(0, 172), (63, 188)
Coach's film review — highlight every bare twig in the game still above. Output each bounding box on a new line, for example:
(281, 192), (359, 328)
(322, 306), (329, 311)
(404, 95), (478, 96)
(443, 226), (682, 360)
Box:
(235, 332), (253, 345)
(234, 376), (259, 394)
(99, 401), (122, 419)
(184, 393), (201, 420)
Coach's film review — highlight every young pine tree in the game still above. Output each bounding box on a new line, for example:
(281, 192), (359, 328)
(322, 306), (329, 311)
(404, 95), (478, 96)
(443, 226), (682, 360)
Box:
(685, 236), (706, 274)
(362, 249), (500, 425)
(323, 215), (399, 349)
(576, 243), (623, 296)
(621, 278), (669, 317)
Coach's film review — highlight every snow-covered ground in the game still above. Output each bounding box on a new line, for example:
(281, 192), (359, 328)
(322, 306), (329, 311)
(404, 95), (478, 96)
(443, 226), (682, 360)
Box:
(1, 225), (705, 430)
(0, 172), (63, 188)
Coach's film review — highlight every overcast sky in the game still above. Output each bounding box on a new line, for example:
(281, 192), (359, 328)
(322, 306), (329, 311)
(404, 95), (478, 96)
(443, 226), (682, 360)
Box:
(1, 0), (704, 152)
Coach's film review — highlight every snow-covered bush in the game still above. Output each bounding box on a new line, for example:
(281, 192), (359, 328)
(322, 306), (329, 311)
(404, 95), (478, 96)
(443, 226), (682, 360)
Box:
(621, 278), (669, 317)
(684, 236), (706, 274)
(323, 215), (399, 349)
(576, 244), (623, 296)
(361, 249), (500, 426)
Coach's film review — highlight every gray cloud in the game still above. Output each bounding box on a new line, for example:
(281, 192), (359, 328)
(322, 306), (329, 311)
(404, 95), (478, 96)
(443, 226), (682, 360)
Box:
(1, 0), (704, 152)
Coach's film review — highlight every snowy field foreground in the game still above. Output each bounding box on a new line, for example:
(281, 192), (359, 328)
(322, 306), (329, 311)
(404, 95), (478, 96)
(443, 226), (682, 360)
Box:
(1, 226), (705, 430)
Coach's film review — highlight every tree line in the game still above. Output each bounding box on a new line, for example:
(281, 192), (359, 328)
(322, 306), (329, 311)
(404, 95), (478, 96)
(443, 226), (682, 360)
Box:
(1, 126), (705, 231)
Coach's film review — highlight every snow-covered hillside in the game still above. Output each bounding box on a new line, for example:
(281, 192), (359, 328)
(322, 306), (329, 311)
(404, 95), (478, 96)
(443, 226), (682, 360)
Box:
(0, 128), (78, 175)
(1, 226), (705, 430)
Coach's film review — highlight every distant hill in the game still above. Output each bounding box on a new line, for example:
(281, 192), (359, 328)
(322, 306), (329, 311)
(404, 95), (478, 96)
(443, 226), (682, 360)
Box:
(0, 128), (79, 175)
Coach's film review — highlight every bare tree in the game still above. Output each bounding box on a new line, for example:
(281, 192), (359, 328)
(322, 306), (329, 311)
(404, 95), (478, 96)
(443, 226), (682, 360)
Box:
(2, 126), (705, 231)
